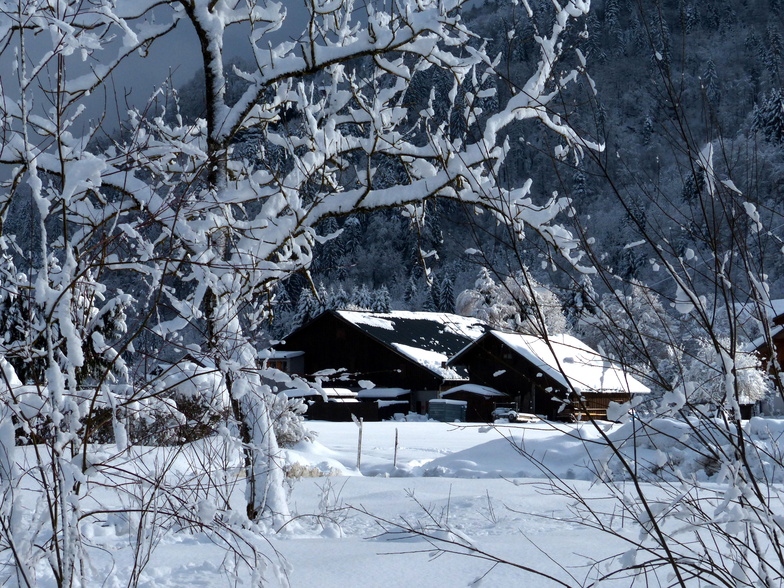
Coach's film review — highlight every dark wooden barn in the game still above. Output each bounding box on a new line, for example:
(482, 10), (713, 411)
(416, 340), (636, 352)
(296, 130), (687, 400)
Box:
(276, 310), (487, 413)
(448, 331), (649, 421)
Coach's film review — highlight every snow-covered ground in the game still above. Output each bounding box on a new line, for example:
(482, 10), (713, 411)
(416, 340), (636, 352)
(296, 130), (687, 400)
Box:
(278, 421), (630, 588)
(9, 417), (784, 587)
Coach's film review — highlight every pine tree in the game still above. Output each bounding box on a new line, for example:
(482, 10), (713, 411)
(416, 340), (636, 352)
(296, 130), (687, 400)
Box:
(331, 286), (351, 310)
(342, 217), (362, 256)
(314, 217), (342, 275)
(649, 13), (671, 69)
(423, 284), (438, 311)
(294, 288), (320, 328)
(428, 275), (441, 311)
(702, 59), (720, 107)
(404, 275), (418, 307)
(583, 14), (606, 63)
(764, 24), (782, 76)
(604, 0), (620, 37)
(437, 274), (455, 313)
(682, 169), (706, 202)
(565, 274), (598, 329)
(572, 168), (589, 201)
(352, 284), (373, 310)
(684, 3), (698, 34)
(752, 89), (784, 143)
(371, 286), (392, 313)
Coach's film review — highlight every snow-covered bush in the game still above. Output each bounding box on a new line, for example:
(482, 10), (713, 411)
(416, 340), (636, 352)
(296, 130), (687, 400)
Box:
(268, 393), (314, 448)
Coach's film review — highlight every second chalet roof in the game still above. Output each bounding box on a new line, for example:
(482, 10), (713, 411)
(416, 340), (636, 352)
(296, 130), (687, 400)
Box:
(333, 310), (488, 380)
(441, 383), (508, 398)
(450, 330), (651, 395)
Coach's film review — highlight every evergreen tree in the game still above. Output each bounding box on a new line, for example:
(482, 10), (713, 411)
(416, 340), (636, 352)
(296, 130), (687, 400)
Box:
(682, 169), (706, 202)
(649, 13), (671, 69)
(584, 13), (606, 63)
(572, 168), (589, 201)
(294, 288), (320, 328)
(371, 286), (392, 313)
(423, 284), (438, 311)
(352, 284), (373, 310)
(330, 286), (351, 310)
(428, 275), (441, 311)
(684, 3), (698, 34)
(403, 275), (419, 307)
(764, 24), (782, 76)
(272, 282), (293, 315)
(316, 282), (329, 311)
(314, 217), (342, 275)
(752, 88), (784, 143)
(604, 0), (620, 37)
(565, 274), (598, 329)
(341, 216), (362, 256)
(437, 274), (455, 313)
(702, 59), (720, 106)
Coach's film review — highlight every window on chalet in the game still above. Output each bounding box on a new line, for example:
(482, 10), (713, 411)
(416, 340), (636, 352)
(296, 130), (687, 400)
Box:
(268, 359), (289, 372)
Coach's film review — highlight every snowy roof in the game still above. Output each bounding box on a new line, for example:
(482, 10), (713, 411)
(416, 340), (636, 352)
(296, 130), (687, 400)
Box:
(751, 323), (784, 353)
(441, 384), (508, 398)
(356, 387), (410, 399)
(323, 387), (358, 398)
(264, 350), (305, 359)
(771, 299), (784, 319)
(334, 310), (487, 381)
(735, 299), (784, 321)
(735, 298), (784, 352)
(735, 299), (784, 350)
(430, 399), (468, 406)
(454, 331), (650, 395)
(282, 387), (357, 400)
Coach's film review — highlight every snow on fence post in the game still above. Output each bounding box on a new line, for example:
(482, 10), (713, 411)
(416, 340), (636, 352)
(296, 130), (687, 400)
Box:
(394, 428), (399, 469)
(352, 414), (364, 472)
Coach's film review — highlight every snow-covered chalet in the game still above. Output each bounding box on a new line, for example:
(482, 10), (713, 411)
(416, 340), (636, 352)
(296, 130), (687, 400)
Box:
(275, 309), (487, 415)
(448, 331), (650, 421)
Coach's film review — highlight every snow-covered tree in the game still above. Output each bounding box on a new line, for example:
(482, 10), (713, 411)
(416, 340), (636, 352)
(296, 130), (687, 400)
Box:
(579, 281), (682, 392)
(371, 286), (392, 313)
(0, 0), (600, 583)
(436, 272), (455, 312)
(683, 337), (772, 413)
(352, 284), (373, 310)
(294, 287), (321, 329)
(456, 268), (568, 335)
(752, 88), (784, 143)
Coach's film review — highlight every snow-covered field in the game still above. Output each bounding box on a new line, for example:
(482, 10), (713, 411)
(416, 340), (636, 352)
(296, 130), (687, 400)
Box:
(279, 421), (631, 588)
(9, 417), (784, 587)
